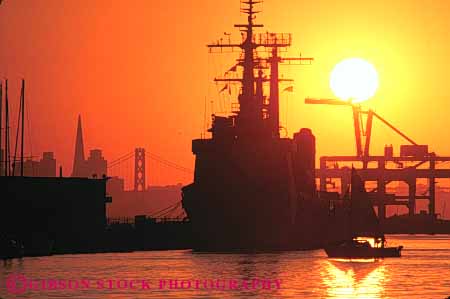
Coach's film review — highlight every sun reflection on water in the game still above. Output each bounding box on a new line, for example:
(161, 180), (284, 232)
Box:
(321, 260), (386, 299)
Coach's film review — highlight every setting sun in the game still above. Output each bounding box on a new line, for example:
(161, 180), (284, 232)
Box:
(330, 58), (379, 103)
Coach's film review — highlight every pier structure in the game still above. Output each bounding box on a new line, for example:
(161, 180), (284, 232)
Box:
(317, 153), (450, 220)
(306, 98), (450, 220)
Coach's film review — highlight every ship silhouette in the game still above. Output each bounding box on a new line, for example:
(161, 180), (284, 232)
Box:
(182, 0), (359, 251)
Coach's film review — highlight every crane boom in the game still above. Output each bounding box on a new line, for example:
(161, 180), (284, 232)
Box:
(304, 97), (418, 161)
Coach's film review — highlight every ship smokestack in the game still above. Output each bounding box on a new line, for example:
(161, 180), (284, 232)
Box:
(294, 128), (316, 194)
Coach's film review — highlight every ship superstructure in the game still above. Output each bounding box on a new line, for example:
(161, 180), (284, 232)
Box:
(182, 0), (350, 250)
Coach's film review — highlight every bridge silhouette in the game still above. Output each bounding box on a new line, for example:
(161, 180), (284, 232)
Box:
(107, 149), (193, 190)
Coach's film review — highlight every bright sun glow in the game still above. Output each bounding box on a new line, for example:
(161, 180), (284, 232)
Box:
(330, 58), (379, 103)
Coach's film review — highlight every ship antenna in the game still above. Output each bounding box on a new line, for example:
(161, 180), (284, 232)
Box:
(236, 1), (263, 119)
(240, 0), (262, 24)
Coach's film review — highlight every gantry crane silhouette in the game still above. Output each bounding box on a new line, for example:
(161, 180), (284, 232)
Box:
(305, 98), (417, 162)
(305, 97), (450, 221)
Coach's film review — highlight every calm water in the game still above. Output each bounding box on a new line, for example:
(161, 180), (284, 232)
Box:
(0, 235), (449, 299)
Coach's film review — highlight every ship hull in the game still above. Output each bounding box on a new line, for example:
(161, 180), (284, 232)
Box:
(183, 190), (349, 251)
(325, 244), (403, 258)
(182, 135), (350, 251)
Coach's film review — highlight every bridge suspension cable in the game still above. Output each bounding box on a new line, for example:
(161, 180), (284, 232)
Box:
(147, 152), (194, 174)
(107, 151), (134, 169)
(108, 150), (193, 174)
(149, 201), (182, 218)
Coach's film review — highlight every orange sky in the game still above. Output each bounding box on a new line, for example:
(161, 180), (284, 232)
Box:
(1, 0), (450, 186)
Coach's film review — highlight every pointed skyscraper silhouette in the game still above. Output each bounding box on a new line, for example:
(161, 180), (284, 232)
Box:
(72, 115), (86, 177)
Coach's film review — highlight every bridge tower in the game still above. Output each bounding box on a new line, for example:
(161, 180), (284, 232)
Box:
(134, 148), (146, 191)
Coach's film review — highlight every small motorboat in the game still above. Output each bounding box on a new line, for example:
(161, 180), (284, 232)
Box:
(325, 237), (403, 258)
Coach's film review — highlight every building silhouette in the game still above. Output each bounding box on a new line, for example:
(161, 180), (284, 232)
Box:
(107, 176), (125, 195)
(72, 115), (87, 177)
(71, 115), (107, 178)
(86, 149), (107, 178)
(12, 152), (57, 177)
(39, 152), (57, 177)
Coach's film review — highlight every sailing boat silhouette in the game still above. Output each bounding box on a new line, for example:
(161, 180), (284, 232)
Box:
(325, 168), (403, 258)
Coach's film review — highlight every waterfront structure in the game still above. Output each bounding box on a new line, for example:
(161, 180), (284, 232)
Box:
(0, 176), (111, 255)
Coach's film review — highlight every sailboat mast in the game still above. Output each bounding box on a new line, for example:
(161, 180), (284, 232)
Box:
(0, 82), (2, 174)
(4, 79), (9, 176)
(20, 79), (25, 177)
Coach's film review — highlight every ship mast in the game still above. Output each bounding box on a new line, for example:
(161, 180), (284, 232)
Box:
(236, 0), (262, 125)
(207, 0), (313, 139)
